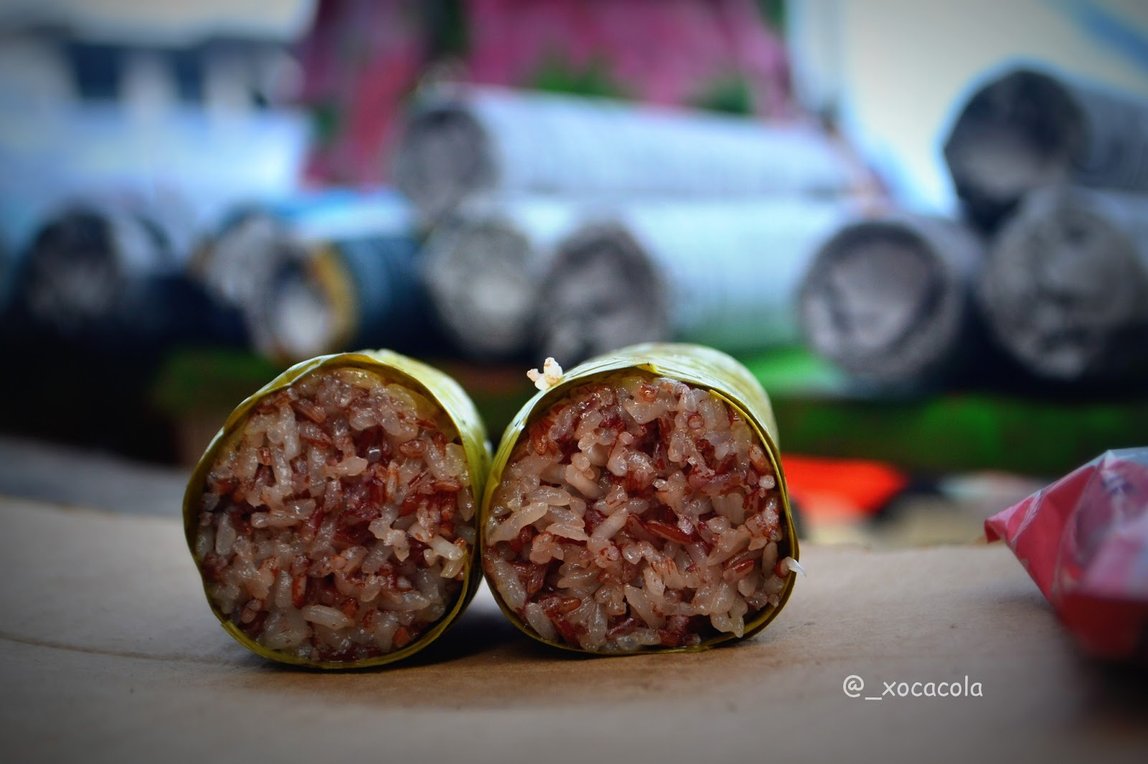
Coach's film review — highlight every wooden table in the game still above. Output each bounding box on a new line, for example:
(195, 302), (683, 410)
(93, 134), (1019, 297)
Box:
(1, 497), (1145, 763)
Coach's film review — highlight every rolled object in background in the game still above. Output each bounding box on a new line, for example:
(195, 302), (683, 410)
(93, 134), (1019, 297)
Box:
(421, 199), (585, 360)
(14, 203), (177, 342)
(184, 350), (489, 668)
(190, 210), (300, 312)
(190, 189), (413, 324)
(799, 215), (987, 388)
(944, 67), (1148, 231)
(191, 190), (418, 358)
(7, 203), (243, 352)
(537, 198), (856, 366)
(979, 186), (1148, 385)
(481, 343), (799, 654)
(249, 233), (432, 363)
(394, 85), (868, 222)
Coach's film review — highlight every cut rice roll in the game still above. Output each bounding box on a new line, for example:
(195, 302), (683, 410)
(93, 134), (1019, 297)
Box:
(184, 350), (487, 668)
(481, 343), (799, 653)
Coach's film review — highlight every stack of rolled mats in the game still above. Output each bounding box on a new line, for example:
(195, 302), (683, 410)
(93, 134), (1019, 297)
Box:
(0, 188), (447, 367)
(798, 65), (1148, 391)
(1, 200), (246, 356)
(395, 85), (874, 366)
(189, 188), (439, 364)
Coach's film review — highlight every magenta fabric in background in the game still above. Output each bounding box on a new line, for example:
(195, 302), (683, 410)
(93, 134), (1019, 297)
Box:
(297, 0), (794, 186)
(297, 0), (427, 186)
(464, 0), (793, 115)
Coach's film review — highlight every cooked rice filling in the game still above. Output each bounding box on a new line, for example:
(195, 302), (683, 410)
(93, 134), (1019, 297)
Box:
(194, 367), (475, 663)
(484, 375), (788, 652)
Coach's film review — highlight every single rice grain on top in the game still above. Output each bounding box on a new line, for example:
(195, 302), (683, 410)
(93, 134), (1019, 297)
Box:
(484, 374), (790, 652)
(193, 366), (476, 664)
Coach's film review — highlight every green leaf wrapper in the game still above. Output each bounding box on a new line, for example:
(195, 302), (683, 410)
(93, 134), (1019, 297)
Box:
(481, 342), (799, 653)
(184, 349), (489, 668)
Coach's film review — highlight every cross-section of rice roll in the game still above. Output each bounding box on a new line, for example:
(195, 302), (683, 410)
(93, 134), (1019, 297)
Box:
(184, 350), (488, 668)
(482, 343), (799, 654)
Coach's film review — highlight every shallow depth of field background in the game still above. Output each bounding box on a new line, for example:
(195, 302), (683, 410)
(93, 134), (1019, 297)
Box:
(1, 0), (1147, 543)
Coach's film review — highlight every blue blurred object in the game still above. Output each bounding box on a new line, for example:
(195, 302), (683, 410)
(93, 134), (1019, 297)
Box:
(0, 100), (307, 257)
(192, 188), (438, 361)
(1053, 0), (1148, 71)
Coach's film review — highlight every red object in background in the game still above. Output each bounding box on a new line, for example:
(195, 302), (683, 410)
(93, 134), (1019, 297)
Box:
(296, 0), (795, 186)
(782, 455), (909, 522)
(465, 0), (794, 116)
(297, 0), (427, 185)
(986, 448), (1148, 663)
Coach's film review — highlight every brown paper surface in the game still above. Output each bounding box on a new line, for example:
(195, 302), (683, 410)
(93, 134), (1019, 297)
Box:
(1, 496), (1145, 763)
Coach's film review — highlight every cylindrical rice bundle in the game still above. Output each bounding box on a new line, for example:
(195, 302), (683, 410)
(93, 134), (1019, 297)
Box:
(944, 67), (1148, 231)
(394, 85), (866, 222)
(979, 186), (1148, 385)
(481, 343), (800, 654)
(798, 214), (989, 388)
(184, 350), (489, 668)
(537, 198), (856, 365)
(421, 199), (585, 360)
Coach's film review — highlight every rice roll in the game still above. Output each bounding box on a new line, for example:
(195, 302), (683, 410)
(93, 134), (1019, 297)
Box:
(481, 343), (799, 653)
(184, 350), (488, 668)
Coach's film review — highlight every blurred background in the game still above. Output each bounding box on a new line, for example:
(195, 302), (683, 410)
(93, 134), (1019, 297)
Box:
(1, 0), (1147, 545)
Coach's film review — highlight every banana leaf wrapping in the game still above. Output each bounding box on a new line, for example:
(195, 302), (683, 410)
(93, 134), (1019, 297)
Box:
(184, 349), (489, 668)
(480, 343), (799, 654)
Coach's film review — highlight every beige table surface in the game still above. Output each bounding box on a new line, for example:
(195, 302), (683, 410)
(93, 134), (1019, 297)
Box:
(1, 495), (1145, 764)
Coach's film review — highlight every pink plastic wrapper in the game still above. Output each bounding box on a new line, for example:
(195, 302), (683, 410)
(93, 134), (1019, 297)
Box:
(985, 448), (1148, 662)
